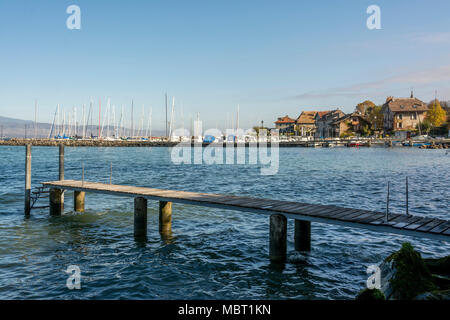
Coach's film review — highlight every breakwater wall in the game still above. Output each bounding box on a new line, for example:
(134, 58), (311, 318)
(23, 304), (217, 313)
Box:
(0, 138), (449, 148)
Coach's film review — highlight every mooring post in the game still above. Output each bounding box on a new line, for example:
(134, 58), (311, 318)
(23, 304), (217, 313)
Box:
(385, 181), (390, 223)
(269, 214), (287, 262)
(406, 176), (409, 216)
(50, 188), (64, 216)
(159, 201), (172, 234)
(294, 220), (311, 251)
(74, 191), (85, 212)
(59, 144), (64, 180)
(55, 144), (65, 214)
(25, 144), (32, 216)
(134, 197), (148, 239)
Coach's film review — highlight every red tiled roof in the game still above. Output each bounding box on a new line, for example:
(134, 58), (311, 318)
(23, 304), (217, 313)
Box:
(296, 111), (318, 124)
(275, 115), (295, 124)
(383, 97), (428, 112)
(317, 111), (332, 117)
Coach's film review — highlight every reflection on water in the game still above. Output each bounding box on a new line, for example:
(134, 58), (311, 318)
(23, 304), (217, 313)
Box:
(0, 146), (449, 299)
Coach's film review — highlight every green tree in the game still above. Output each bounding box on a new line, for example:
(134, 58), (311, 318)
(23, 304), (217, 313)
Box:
(366, 105), (383, 131)
(418, 119), (432, 135)
(252, 126), (269, 136)
(427, 100), (447, 127)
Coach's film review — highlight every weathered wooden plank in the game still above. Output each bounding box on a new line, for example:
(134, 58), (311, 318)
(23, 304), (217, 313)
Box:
(273, 203), (310, 212)
(298, 205), (338, 216)
(385, 214), (412, 226)
(246, 200), (290, 210)
(357, 212), (385, 224)
(339, 210), (370, 221)
(284, 203), (335, 215)
(224, 198), (267, 206)
(416, 219), (447, 232)
(288, 204), (324, 213)
(329, 208), (361, 219)
(255, 200), (289, 209)
(429, 222), (450, 234)
(403, 217), (436, 231)
(352, 211), (384, 224)
(390, 215), (422, 228)
(318, 207), (352, 219)
(312, 206), (349, 218)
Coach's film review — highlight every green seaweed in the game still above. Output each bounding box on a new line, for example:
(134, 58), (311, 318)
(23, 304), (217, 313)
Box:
(386, 242), (437, 299)
(424, 256), (450, 276)
(356, 288), (385, 300)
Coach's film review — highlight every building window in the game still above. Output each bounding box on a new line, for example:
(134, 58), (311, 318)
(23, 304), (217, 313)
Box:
(398, 114), (403, 120)
(411, 113), (417, 120)
(397, 122), (402, 128)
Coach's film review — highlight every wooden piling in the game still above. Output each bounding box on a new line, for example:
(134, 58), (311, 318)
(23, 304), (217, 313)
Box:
(25, 144), (32, 216)
(406, 176), (409, 216)
(59, 144), (64, 180)
(269, 214), (287, 262)
(294, 220), (311, 251)
(159, 201), (172, 233)
(134, 197), (147, 238)
(57, 144), (64, 210)
(49, 188), (64, 216)
(74, 191), (85, 212)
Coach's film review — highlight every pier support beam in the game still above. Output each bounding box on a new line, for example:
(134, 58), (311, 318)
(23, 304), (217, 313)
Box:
(50, 188), (64, 216)
(134, 197), (147, 239)
(59, 144), (64, 180)
(74, 191), (85, 212)
(25, 144), (32, 216)
(269, 214), (287, 262)
(294, 220), (311, 251)
(159, 201), (172, 234)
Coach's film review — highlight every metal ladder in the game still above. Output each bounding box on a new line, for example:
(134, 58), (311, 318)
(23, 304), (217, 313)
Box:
(30, 185), (50, 210)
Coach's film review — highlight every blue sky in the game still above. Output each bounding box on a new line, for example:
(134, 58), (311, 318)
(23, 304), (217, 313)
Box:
(1, 0), (450, 130)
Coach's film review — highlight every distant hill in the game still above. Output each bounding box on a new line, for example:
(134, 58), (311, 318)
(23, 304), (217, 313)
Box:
(0, 116), (165, 138)
(0, 116), (51, 138)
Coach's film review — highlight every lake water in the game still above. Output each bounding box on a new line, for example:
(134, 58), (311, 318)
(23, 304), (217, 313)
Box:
(0, 146), (449, 299)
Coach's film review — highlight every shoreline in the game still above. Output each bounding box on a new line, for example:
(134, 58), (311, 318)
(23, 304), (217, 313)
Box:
(0, 138), (449, 148)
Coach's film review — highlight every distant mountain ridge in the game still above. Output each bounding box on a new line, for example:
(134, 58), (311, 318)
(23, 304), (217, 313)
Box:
(0, 115), (164, 138)
(0, 115), (51, 138)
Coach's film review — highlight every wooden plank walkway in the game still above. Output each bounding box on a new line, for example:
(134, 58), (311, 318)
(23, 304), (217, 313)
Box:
(42, 180), (450, 242)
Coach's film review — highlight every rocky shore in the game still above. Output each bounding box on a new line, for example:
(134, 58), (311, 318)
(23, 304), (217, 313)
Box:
(356, 243), (450, 300)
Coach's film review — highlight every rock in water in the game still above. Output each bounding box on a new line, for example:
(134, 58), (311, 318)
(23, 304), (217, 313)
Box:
(385, 242), (437, 299)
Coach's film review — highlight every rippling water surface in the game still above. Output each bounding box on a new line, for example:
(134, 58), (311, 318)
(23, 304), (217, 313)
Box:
(0, 146), (449, 299)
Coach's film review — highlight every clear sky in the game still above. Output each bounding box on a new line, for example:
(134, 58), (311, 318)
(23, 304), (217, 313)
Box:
(1, 0), (450, 131)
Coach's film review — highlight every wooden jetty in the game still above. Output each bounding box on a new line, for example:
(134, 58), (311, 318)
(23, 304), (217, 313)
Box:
(41, 180), (450, 261)
(24, 144), (450, 263)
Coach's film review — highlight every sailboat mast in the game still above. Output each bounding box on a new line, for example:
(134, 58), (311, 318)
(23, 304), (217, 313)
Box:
(98, 98), (101, 139)
(169, 97), (175, 138)
(131, 99), (134, 137)
(236, 104), (240, 130)
(48, 106), (57, 139)
(34, 100), (37, 139)
(57, 104), (60, 136)
(106, 98), (110, 138)
(165, 93), (168, 138)
(88, 100), (93, 137)
(82, 104), (86, 139)
(120, 105), (124, 137)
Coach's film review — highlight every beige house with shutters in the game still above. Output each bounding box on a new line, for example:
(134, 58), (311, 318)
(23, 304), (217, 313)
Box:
(382, 94), (428, 134)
